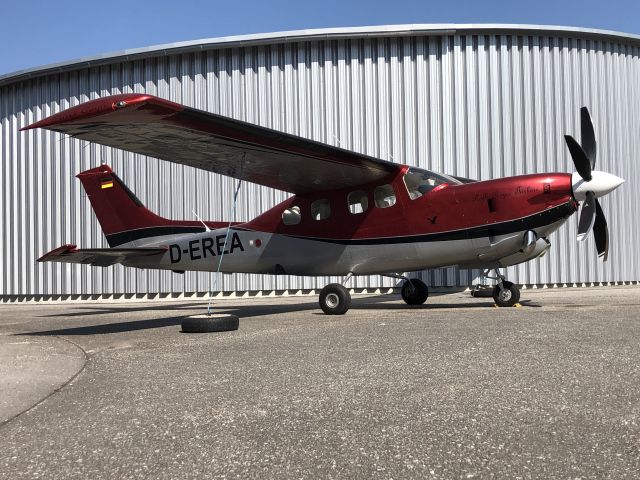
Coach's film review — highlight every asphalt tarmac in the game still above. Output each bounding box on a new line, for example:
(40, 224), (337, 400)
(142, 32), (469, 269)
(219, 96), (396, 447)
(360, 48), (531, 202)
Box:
(1, 286), (639, 479)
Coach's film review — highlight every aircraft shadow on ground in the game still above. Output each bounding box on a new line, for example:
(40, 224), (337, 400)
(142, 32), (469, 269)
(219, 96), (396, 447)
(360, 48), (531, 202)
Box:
(37, 302), (210, 318)
(21, 296), (540, 337)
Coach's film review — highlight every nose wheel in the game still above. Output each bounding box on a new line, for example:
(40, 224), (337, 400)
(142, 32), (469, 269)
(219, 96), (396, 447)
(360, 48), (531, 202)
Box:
(493, 280), (520, 307)
(476, 269), (521, 307)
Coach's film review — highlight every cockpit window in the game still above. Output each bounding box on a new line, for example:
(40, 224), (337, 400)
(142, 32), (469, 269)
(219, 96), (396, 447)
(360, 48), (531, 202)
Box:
(403, 167), (455, 199)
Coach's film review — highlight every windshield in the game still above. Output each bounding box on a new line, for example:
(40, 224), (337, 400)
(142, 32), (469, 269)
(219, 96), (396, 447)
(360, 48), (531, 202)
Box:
(403, 167), (460, 200)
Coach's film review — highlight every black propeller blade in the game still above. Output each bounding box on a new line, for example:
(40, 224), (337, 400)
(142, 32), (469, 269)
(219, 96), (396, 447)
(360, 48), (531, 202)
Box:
(580, 106), (596, 169)
(565, 106), (612, 262)
(577, 191), (596, 241)
(564, 134), (592, 182)
(593, 199), (609, 261)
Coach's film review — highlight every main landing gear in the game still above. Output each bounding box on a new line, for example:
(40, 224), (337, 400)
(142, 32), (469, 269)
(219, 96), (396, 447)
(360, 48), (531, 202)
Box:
(318, 273), (429, 315)
(384, 273), (429, 306)
(319, 272), (353, 315)
(319, 283), (352, 315)
(474, 268), (521, 307)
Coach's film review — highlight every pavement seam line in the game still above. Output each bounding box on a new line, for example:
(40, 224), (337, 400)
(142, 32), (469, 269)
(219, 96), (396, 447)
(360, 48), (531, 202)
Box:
(0, 335), (90, 430)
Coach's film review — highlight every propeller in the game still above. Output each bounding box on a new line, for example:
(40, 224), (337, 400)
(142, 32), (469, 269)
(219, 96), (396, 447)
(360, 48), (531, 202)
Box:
(564, 107), (623, 262)
(576, 190), (596, 242)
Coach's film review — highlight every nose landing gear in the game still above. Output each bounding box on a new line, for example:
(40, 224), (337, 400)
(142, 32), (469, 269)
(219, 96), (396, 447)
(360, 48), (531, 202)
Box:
(474, 268), (521, 307)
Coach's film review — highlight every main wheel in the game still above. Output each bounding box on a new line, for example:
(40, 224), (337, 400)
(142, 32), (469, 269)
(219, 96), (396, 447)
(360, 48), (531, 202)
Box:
(319, 283), (351, 315)
(401, 279), (429, 305)
(492, 281), (520, 307)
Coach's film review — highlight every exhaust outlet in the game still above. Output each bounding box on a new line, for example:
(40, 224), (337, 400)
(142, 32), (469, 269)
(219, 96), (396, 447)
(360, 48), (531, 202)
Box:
(522, 230), (537, 255)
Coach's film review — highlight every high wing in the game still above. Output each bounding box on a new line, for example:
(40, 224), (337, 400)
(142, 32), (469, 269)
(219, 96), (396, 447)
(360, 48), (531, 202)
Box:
(38, 244), (167, 267)
(22, 94), (401, 194)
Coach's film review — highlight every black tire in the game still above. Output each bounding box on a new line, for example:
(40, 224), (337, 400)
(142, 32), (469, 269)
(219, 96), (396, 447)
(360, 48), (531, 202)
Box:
(319, 283), (351, 315)
(401, 279), (429, 305)
(181, 314), (239, 333)
(492, 281), (520, 307)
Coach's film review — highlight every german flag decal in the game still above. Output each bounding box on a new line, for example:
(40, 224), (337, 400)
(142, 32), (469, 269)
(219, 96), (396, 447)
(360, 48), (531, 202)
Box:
(100, 178), (114, 189)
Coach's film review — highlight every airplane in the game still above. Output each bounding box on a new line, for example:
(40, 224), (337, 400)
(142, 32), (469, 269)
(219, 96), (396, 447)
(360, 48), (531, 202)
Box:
(23, 94), (624, 315)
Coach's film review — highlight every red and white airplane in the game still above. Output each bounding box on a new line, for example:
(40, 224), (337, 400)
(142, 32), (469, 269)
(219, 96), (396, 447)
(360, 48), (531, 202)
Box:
(24, 94), (623, 314)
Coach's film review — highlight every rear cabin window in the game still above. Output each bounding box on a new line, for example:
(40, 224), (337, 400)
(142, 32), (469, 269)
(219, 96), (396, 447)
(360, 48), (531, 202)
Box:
(348, 190), (368, 214)
(282, 206), (301, 225)
(373, 184), (396, 208)
(403, 167), (450, 199)
(311, 199), (331, 220)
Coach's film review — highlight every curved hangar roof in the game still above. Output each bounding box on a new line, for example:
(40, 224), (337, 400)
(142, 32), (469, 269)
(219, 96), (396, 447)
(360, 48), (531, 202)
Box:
(2, 23), (640, 87)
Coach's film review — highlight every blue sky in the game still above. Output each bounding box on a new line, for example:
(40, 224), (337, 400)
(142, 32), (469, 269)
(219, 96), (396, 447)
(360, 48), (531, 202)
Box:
(2, 0), (639, 76)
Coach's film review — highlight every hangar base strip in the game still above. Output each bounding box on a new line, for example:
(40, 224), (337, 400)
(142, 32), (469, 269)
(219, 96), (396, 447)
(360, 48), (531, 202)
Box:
(24, 95), (624, 314)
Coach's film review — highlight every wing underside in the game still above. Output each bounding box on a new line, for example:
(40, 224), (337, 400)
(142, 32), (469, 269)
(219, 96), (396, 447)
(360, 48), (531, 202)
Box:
(38, 244), (167, 267)
(23, 94), (401, 194)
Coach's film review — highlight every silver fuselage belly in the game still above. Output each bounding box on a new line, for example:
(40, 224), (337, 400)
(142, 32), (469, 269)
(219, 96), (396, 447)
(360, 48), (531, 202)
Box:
(120, 217), (567, 275)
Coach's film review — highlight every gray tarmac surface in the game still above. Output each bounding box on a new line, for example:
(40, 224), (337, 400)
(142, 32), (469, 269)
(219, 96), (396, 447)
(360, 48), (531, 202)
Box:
(1, 286), (639, 479)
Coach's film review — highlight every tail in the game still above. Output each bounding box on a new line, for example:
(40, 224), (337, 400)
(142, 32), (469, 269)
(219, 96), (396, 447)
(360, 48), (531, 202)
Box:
(78, 165), (225, 247)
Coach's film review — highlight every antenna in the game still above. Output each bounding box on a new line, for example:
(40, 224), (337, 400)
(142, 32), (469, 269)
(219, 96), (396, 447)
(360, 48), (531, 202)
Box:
(192, 210), (211, 232)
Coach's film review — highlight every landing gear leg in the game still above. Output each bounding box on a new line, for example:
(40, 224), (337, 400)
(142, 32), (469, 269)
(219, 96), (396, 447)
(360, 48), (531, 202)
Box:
(383, 273), (429, 306)
(319, 273), (353, 315)
(477, 268), (520, 307)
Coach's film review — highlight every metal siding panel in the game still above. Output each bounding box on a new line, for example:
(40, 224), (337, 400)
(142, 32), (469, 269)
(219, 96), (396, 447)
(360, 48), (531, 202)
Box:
(0, 88), (7, 295)
(2, 31), (640, 300)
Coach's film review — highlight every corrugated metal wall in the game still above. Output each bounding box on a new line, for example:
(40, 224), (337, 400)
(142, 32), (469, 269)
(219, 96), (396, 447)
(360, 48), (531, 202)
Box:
(2, 31), (639, 299)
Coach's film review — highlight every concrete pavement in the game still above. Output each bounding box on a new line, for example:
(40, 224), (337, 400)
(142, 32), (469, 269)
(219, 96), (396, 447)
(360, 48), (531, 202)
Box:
(1, 286), (639, 479)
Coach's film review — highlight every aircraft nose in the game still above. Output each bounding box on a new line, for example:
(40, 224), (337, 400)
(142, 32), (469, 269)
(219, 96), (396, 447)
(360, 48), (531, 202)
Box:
(571, 171), (625, 201)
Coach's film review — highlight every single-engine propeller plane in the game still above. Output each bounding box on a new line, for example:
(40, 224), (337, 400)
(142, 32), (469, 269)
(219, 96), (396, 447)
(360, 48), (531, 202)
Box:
(24, 94), (624, 314)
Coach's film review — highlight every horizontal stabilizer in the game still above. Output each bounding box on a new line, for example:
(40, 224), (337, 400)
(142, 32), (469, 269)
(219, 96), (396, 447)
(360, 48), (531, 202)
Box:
(37, 244), (167, 267)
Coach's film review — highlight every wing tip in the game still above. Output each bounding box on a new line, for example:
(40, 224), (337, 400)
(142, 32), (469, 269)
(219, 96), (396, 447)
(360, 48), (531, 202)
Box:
(20, 93), (183, 131)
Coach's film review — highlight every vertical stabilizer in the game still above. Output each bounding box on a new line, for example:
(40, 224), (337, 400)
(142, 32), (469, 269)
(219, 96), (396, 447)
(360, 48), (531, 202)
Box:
(77, 165), (225, 247)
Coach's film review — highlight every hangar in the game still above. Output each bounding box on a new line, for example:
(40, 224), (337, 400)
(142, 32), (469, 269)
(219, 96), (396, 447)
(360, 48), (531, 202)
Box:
(1, 24), (638, 301)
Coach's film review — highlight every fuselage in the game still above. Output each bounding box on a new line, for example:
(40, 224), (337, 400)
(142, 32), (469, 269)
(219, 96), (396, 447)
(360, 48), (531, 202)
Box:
(120, 166), (578, 276)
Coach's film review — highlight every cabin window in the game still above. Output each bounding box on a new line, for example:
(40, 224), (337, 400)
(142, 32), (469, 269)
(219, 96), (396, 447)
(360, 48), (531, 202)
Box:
(403, 167), (449, 199)
(282, 206), (301, 225)
(348, 190), (368, 214)
(311, 199), (331, 220)
(374, 184), (396, 208)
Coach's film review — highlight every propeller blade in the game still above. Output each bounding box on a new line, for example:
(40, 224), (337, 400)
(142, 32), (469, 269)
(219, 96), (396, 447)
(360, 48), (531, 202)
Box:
(565, 135), (593, 182)
(577, 191), (596, 241)
(580, 107), (596, 169)
(593, 198), (609, 261)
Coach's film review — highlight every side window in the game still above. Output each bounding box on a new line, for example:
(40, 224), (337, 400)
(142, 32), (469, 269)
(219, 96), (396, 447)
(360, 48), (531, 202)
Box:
(311, 199), (331, 221)
(374, 184), (396, 208)
(282, 206), (301, 225)
(348, 190), (368, 214)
